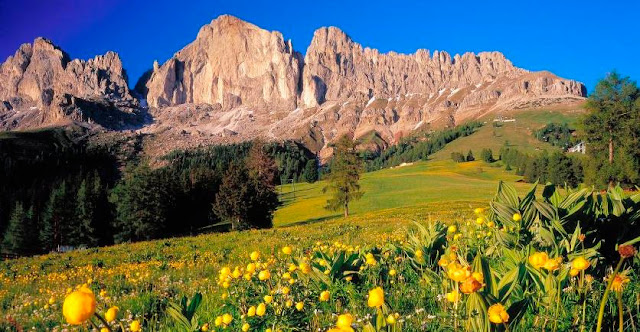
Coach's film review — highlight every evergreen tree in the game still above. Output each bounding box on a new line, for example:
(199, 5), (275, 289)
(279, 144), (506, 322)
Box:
(74, 178), (98, 247)
(40, 181), (75, 251)
(2, 202), (31, 255)
(303, 159), (319, 183)
(481, 148), (494, 163)
(245, 141), (279, 229)
(109, 164), (173, 243)
(466, 150), (475, 162)
(213, 163), (253, 230)
(583, 71), (640, 186)
(323, 136), (363, 217)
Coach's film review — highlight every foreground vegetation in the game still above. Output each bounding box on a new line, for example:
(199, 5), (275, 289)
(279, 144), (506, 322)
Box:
(1, 181), (639, 331)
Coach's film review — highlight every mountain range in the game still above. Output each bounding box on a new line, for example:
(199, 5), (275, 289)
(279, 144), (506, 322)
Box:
(0, 15), (586, 159)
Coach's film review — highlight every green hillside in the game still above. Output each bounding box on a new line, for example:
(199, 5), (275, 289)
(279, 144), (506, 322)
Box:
(274, 159), (528, 226)
(430, 108), (584, 161)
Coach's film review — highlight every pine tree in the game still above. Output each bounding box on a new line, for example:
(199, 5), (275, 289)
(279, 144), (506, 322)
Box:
(109, 164), (172, 243)
(323, 135), (363, 217)
(303, 159), (319, 183)
(40, 181), (75, 252)
(245, 141), (279, 229)
(466, 150), (475, 162)
(213, 162), (253, 230)
(2, 202), (29, 255)
(583, 71), (640, 187)
(74, 178), (98, 247)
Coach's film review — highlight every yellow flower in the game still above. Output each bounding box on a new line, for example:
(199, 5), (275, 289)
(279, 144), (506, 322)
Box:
(62, 286), (96, 325)
(543, 257), (562, 271)
(214, 316), (222, 326)
(571, 257), (590, 271)
(386, 314), (397, 324)
(512, 213), (522, 222)
(445, 290), (459, 303)
(246, 263), (256, 273)
(258, 270), (271, 281)
(130, 320), (141, 332)
(487, 221), (495, 228)
(528, 252), (549, 269)
(472, 272), (484, 283)
(219, 266), (231, 277)
(447, 263), (471, 282)
(264, 295), (273, 303)
(48, 296), (55, 305)
(438, 257), (448, 267)
(488, 303), (509, 324)
(281, 246), (292, 255)
(101, 328), (109, 332)
(415, 250), (423, 258)
(222, 313), (233, 325)
(611, 273), (630, 292)
(365, 253), (377, 266)
(105, 306), (119, 322)
(295, 302), (304, 311)
(201, 323), (209, 331)
(250, 251), (260, 261)
(336, 313), (354, 329)
(299, 262), (311, 274)
(285, 299), (293, 307)
(281, 286), (290, 295)
(475, 217), (484, 225)
(367, 287), (384, 307)
(319, 290), (330, 302)
(256, 303), (266, 316)
(247, 305), (256, 317)
(242, 323), (250, 332)
(570, 268), (580, 277)
(447, 225), (457, 233)
(389, 269), (397, 276)
(460, 276), (483, 294)
(474, 207), (485, 214)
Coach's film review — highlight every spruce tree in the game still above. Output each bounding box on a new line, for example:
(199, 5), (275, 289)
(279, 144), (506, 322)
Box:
(323, 135), (363, 217)
(303, 159), (319, 183)
(245, 141), (279, 229)
(2, 202), (29, 255)
(213, 162), (253, 230)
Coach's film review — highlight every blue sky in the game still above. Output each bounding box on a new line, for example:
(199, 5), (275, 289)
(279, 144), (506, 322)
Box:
(1, 0), (638, 93)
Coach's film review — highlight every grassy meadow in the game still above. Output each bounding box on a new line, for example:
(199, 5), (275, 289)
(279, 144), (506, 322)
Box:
(2, 108), (638, 332)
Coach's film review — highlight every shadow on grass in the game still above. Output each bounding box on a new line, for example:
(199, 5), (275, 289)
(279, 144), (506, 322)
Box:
(280, 214), (341, 228)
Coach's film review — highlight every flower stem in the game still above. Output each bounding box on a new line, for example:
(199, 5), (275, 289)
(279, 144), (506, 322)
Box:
(617, 291), (624, 332)
(580, 270), (586, 332)
(93, 313), (112, 332)
(596, 257), (625, 332)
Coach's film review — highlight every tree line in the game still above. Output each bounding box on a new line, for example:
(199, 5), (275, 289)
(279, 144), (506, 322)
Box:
(363, 122), (482, 171)
(1, 137), (318, 256)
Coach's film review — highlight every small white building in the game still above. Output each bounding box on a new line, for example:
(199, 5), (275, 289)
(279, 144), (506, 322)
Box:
(568, 142), (586, 154)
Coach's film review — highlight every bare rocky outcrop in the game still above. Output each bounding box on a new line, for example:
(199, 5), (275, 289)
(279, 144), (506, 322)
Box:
(0, 38), (139, 130)
(144, 15), (302, 112)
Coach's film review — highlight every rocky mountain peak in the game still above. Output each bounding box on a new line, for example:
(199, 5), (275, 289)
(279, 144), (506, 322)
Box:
(0, 38), (138, 130)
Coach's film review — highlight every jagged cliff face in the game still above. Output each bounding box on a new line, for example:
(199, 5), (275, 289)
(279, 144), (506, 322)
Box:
(140, 15), (585, 158)
(144, 15), (302, 111)
(1, 15), (587, 158)
(0, 38), (139, 130)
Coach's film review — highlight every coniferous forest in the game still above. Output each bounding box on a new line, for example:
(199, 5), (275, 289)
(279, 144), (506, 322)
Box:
(0, 130), (317, 256)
